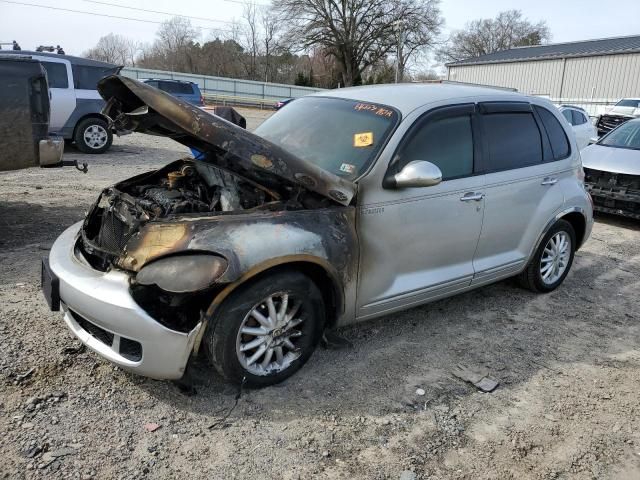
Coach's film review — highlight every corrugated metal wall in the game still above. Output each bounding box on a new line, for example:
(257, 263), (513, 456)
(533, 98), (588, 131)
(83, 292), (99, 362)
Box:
(447, 53), (640, 116)
(121, 67), (325, 102)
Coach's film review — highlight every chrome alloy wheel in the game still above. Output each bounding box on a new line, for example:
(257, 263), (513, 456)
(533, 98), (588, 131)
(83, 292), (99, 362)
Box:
(83, 124), (108, 149)
(540, 231), (571, 285)
(236, 292), (304, 376)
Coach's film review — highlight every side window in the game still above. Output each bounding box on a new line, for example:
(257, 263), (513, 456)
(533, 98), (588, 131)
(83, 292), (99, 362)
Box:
(572, 110), (587, 125)
(41, 61), (69, 88)
(399, 115), (474, 180)
(534, 106), (571, 160)
(482, 112), (543, 171)
(561, 109), (574, 125)
(72, 65), (114, 90)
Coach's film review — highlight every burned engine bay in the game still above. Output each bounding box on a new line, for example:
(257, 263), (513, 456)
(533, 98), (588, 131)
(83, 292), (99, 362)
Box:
(80, 158), (334, 271)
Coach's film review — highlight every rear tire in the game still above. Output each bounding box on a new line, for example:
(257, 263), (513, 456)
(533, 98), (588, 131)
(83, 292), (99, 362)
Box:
(205, 271), (325, 387)
(74, 117), (112, 154)
(518, 219), (576, 293)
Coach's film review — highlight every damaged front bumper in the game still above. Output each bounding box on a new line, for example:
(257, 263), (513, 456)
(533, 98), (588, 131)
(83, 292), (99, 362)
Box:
(584, 168), (640, 219)
(46, 222), (202, 379)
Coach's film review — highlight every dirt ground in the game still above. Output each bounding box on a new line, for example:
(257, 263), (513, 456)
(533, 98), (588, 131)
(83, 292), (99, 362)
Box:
(1, 107), (640, 480)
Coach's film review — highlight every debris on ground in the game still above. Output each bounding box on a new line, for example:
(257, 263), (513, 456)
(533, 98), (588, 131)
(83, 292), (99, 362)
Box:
(144, 423), (161, 432)
(452, 364), (500, 392)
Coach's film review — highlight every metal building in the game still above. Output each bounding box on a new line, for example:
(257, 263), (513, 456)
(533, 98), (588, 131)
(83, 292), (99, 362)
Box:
(446, 35), (640, 116)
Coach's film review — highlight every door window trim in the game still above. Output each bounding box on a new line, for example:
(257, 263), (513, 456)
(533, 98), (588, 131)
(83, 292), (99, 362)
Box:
(475, 102), (550, 174)
(385, 103), (481, 184)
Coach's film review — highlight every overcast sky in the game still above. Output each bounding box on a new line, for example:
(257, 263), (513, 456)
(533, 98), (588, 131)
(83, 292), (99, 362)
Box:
(1, 0), (639, 57)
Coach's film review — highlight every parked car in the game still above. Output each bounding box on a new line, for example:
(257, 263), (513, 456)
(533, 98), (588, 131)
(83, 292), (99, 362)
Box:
(582, 118), (640, 219)
(0, 55), (63, 170)
(559, 105), (597, 150)
(42, 77), (593, 387)
(141, 79), (204, 106)
(274, 98), (294, 110)
(596, 98), (640, 136)
(1, 50), (120, 153)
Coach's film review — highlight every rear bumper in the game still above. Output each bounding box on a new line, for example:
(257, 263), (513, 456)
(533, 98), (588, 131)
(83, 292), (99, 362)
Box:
(48, 222), (202, 379)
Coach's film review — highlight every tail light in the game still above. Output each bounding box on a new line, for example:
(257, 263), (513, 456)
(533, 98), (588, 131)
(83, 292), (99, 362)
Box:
(577, 167), (585, 182)
(200, 95), (205, 106)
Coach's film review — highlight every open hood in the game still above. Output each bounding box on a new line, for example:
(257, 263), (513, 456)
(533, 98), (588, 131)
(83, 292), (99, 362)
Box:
(98, 75), (355, 206)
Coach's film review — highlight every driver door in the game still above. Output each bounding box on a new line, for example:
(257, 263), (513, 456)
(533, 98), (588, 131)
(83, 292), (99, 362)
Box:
(356, 104), (485, 320)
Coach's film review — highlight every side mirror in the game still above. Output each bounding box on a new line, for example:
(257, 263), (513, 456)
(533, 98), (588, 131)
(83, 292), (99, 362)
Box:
(588, 137), (599, 145)
(386, 160), (443, 189)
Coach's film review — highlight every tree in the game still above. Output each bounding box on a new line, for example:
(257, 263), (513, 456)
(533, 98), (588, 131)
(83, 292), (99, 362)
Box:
(273, 0), (442, 87)
(83, 33), (139, 66)
(439, 10), (551, 63)
(393, 0), (443, 82)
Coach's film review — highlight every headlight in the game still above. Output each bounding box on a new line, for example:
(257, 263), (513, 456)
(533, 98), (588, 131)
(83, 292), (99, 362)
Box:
(135, 254), (228, 293)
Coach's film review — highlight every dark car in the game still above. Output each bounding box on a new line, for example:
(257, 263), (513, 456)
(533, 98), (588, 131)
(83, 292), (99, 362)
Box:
(142, 79), (204, 106)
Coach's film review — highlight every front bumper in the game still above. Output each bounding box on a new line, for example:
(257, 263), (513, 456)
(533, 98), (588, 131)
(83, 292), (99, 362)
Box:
(586, 184), (640, 220)
(47, 222), (202, 379)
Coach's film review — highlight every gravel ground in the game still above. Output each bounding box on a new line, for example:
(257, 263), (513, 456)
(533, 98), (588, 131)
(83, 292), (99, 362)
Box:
(1, 107), (640, 479)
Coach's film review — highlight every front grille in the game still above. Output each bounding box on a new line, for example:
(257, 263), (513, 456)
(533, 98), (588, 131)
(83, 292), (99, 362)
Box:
(584, 168), (640, 218)
(69, 309), (114, 346)
(597, 114), (632, 135)
(68, 310), (143, 361)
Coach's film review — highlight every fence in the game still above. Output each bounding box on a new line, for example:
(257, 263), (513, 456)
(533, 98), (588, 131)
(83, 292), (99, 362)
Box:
(121, 67), (325, 108)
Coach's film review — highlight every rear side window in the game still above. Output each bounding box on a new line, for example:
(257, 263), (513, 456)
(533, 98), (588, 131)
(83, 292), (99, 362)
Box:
(535, 106), (571, 160)
(400, 115), (474, 180)
(73, 65), (118, 90)
(572, 110), (587, 125)
(41, 61), (68, 88)
(482, 113), (543, 171)
(158, 81), (194, 94)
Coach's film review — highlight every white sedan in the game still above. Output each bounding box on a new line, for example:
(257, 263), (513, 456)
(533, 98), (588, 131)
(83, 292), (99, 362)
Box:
(559, 105), (597, 150)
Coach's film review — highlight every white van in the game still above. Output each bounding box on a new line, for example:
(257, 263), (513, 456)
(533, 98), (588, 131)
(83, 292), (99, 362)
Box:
(3, 50), (120, 153)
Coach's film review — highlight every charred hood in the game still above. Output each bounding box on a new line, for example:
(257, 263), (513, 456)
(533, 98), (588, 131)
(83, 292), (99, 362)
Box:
(98, 75), (355, 206)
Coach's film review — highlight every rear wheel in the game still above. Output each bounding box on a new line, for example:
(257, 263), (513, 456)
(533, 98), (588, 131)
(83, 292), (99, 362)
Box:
(205, 271), (325, 387)
(518, 219), (576, 293)
(74, 117), (112, 154)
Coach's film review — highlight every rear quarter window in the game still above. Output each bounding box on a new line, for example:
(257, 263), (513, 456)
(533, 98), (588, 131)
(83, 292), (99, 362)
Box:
(482, 112), (543, 171)
(41, 61), (68, 88)
(535, 106), (571, 160)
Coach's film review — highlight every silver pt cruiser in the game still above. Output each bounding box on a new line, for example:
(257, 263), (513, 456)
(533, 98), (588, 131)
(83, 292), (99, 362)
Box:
(42, 76), (593, 387)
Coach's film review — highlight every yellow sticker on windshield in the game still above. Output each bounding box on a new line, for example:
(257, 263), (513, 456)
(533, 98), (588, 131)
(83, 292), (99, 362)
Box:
(354, 132), (374, 147)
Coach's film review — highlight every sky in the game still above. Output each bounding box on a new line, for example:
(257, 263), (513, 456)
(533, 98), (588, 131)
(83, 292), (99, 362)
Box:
(0, 0), (639, 57)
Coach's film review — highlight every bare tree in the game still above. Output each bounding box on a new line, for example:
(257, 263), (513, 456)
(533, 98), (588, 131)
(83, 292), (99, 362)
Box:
(241, 3), (260, 80)
(83, 33), (139, 66)
(392, 0), (443, 82)
(150, 17), (199, 72)
(439, 10), (551, 63)
(261, 6), (281, 82)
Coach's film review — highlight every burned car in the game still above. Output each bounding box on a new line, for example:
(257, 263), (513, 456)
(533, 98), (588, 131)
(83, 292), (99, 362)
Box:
(43, 77), (592, 386)
(582, 118), (640, 219)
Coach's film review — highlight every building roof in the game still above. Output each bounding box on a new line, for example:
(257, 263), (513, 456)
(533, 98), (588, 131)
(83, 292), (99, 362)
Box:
(447, 34), (640, 67)
(0, 49), (118, 68)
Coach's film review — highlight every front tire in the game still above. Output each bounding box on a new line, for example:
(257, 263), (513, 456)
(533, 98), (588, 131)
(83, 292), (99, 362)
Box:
(74, 117), (112, 154)
(518, 219), (576, 293)
(205, 271), (325, 387)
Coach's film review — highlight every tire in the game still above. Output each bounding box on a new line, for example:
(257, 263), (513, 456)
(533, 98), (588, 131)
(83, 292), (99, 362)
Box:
(74, 117), (112, 154)
(205, 271), (325, 387)
(518, 219), (576, 293)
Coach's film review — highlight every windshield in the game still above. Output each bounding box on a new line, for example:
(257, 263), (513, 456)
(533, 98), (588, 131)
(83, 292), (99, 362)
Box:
(255, 97), (399, 180)
(615, 99), (640, 108)
(600, 121), (640, 150)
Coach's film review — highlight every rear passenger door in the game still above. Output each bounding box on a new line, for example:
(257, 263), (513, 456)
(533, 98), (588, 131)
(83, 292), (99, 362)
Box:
(471, 102), (566, 285)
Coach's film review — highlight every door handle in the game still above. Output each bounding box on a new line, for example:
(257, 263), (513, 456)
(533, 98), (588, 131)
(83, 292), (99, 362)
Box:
(541, 177), (558, 185)
(460, 192), (484, 202)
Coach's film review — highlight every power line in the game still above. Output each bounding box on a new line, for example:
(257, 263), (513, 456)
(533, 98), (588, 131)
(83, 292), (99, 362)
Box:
(0, 0), (237, 33)
(80, 0), (241, 24)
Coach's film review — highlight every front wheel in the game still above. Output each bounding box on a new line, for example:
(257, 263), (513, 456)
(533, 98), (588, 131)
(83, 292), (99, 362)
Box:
(518, 219), (576, 293)
(74, 117), (113, 154)
(205, 271), (325, 387)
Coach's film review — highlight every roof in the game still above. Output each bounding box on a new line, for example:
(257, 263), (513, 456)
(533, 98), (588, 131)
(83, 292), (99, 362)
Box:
(447, 34), (640, 67)
(0, 49), (118, 69)
(312, 83), (525, 116)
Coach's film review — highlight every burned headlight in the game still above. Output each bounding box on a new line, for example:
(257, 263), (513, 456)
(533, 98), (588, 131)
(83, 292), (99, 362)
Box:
(135, 254), (227, 293)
